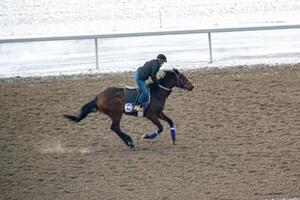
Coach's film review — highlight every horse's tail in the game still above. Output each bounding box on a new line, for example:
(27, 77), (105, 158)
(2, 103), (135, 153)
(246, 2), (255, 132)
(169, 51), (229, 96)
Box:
(63, 97), (98, 123)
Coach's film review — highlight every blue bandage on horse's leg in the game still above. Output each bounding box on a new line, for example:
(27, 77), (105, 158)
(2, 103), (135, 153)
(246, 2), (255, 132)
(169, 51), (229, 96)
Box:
(148, 130), (162, 139)
(170, 127), (176, 141)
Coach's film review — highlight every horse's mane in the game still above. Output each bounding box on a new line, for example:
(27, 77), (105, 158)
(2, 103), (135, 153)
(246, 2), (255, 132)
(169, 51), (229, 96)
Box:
(147, 70), (174, 92)
(147, 70), (174, 87)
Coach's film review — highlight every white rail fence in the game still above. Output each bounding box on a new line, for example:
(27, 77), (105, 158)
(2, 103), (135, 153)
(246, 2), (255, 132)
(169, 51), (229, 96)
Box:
(1, 24), (300, 69)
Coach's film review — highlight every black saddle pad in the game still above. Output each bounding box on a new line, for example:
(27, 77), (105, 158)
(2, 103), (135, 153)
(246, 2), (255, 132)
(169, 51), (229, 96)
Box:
(124, 87), (139, 103)
(124, 86), (150, 113)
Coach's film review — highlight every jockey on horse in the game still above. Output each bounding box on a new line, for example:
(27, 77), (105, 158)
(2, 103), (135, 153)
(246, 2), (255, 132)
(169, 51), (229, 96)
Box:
(134, 54), (167, 112)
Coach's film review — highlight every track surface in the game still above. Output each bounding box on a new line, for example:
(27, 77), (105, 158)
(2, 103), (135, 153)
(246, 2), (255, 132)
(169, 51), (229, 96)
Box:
(1, 65), (300, 199)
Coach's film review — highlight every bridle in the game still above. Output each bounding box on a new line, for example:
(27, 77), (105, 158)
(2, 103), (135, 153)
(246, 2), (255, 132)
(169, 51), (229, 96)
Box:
(159, 70), (189, 91)
(174, 72), (189, 89)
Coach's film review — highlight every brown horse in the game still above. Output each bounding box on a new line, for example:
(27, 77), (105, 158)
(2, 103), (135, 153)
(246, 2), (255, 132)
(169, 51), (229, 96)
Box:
(64, 68), (194, 148)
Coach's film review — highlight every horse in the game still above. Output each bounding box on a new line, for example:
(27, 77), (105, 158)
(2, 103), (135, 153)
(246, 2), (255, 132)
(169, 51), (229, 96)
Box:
(63, 68), (194, 148)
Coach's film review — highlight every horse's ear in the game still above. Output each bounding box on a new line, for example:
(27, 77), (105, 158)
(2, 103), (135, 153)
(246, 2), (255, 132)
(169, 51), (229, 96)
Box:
(173, 68), (179, 74)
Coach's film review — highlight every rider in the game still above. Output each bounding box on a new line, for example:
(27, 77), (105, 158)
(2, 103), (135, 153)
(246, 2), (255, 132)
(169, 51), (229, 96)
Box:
(134, 54), (167, 112)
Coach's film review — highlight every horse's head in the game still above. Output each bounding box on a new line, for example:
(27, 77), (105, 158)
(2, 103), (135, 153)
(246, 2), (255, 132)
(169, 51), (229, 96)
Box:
(172, 68), (194, 91)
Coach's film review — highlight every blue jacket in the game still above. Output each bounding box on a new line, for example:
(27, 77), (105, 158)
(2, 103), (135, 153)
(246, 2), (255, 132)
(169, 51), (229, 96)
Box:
(137, 59), (161, 85)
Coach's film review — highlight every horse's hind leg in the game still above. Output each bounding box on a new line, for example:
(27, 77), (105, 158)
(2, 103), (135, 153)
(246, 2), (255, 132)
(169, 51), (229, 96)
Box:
(111, 120), (134, 148)
(98, 92), (134, 148)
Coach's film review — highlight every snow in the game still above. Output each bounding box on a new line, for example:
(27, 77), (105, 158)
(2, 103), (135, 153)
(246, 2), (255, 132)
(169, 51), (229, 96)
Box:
(0, 0), (300, 77)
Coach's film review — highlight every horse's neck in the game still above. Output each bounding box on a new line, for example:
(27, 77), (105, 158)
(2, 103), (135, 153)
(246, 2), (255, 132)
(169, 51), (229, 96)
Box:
(161, 77), (177, 90)
(158, 80), (176, 97)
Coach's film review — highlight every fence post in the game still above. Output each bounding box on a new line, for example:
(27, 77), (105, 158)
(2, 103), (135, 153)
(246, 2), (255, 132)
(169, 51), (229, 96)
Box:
(94, 38), (99, 70)
(208, 32), (213, 63)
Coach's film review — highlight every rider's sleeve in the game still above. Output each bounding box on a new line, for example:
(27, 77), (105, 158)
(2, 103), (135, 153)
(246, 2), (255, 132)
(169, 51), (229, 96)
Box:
(150, 62), (160, 85)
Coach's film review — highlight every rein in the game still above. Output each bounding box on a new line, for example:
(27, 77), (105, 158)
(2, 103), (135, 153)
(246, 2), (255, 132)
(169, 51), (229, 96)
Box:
(159, 84), (172, 91)
(158, 70), (188, 91)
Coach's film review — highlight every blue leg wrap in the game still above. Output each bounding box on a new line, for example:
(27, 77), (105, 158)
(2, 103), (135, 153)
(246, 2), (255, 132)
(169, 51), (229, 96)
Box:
(170, 127), (176, 141)
(148, 130), (161, 139)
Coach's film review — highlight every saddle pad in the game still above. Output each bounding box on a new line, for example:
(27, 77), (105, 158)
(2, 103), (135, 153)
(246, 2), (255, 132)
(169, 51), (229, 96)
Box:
(124, 87), (139, 103)
(124, 86), (150, 113)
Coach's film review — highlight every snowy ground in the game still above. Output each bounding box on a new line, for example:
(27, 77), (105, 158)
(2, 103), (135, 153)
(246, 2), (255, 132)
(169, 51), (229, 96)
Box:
(2, 0), (300, 36)
(0, 0), (300, 77)
(1, 28), (300, 78)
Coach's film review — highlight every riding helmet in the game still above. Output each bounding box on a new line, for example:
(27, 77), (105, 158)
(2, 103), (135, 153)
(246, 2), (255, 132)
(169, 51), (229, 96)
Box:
(157, 54), (167, 62)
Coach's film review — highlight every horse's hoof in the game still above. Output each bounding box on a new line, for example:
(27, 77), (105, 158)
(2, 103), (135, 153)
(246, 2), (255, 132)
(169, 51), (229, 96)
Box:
(141, 134), (150, 140)
(172, 140), (176, 145)
(127, 142), (135, 148)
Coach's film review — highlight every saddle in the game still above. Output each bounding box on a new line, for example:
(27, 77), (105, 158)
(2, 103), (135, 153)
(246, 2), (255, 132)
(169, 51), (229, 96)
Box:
(124, 86), (150, 114)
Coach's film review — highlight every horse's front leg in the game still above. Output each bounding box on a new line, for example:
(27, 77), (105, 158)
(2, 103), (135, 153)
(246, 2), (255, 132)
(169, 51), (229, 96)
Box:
(158, 112), (176, 145)
(142, 114), (163, 140)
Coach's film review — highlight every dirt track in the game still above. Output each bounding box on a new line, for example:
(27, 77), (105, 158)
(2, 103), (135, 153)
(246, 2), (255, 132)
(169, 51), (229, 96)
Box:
(1, 64), (300, 200)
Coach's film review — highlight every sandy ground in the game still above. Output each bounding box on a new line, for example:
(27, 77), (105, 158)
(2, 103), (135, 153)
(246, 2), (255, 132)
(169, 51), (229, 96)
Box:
(1, 64), (300, 200)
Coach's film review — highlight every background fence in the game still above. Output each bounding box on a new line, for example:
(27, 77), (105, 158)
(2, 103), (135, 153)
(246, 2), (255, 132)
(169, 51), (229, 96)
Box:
(1, 24), (300, 70)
